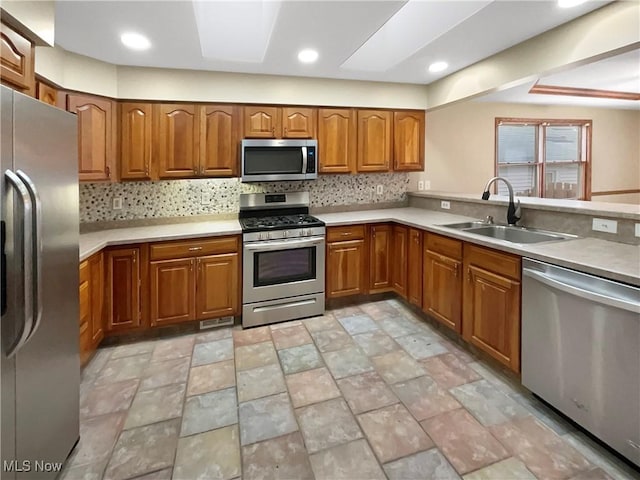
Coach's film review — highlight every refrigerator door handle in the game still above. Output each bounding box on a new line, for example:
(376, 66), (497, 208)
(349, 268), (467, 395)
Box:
(4, 169), (34, 357)
(16, 170), (43, 342)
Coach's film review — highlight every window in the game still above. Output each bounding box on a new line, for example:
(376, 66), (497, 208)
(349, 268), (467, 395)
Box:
(495, 118), (591, 200)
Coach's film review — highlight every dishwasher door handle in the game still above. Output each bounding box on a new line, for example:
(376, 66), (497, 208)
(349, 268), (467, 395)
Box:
(523, 269), (640, 314)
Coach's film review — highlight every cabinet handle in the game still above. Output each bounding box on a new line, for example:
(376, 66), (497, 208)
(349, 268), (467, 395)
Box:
(284, 127), (287, 136)
(145, 164), (150, 177)
(193, 167), (198, 175)
(132, 250), (136, 263)
(467, 267), (472, 282)
(188, 246), (203, 251)
(454, 263), (459, 277)
(190, 260), (193, 272)
(340, 232), (351, 236)
(272, 127), (275, 136)
(106, 166), (111, 178)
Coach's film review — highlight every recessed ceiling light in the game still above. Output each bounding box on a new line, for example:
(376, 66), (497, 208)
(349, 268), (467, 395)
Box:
(298, 49), (319, 64)
(120, 32), (151, 51)
(557, 0), (587, 8)
(428, 61), (448, 73)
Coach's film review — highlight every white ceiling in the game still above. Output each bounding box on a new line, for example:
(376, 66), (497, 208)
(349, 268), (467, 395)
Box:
(477, 48), (640, 109)
(54, 0), (610, 85)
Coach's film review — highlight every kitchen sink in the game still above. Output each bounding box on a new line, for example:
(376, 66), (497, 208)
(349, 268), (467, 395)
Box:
(439, 222), (578, 244)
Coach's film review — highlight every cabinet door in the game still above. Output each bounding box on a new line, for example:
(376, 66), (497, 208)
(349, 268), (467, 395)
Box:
(106, 248), (141, 331)
(369, 224), (392, 293)
(464, 265), (520, 372)
(391, 225), (408, 298)
(407, 228), (423, 307)
(423, 249), (462, 332)
(120, 102), (153, 180)
(37, 81), (57, 106)
(326, 240), (366, 298)
(243, 106), (281, 138)
(282, 107), (316, 138)
(196, 253), (239, 319)
(0, 21), (34, 94)
(79, 260), (91, 364)
(317, 108), (356, 174)
(67, 93), (115, 181)
(156, 103), (199, 178)
(89, 252), (104, 346)
(394, 111), (425, 171)
(200, 105), (239, 177)
(357, 110), (392, 172)
(150, 258), (196, 326)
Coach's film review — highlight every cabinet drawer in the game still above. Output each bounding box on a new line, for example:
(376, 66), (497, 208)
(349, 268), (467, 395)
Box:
(327, 225), (365, 242)
(426, 233), (462, 260)
(464, 244), (521, 280)
(150, 236), (239, 260)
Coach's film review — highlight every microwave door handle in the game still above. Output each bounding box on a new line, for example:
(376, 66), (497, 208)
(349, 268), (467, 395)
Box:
(4, 170), (34, 358)
(16, 170), (43, 344)
(301, 146), (308, 175)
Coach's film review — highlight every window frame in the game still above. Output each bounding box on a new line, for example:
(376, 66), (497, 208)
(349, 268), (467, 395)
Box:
(495, 117), (592, 200)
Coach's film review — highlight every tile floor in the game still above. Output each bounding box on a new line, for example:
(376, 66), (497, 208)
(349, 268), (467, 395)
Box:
(63, 299), (639, 480)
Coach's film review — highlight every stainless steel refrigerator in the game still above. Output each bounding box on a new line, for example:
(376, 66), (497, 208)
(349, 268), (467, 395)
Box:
(1, 86), (80, 479)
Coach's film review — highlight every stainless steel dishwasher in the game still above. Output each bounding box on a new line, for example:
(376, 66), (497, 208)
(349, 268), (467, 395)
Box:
(522, 258), (640, 467)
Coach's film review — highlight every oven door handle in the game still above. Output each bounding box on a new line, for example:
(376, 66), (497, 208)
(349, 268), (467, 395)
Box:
(244, 236), (325, 251)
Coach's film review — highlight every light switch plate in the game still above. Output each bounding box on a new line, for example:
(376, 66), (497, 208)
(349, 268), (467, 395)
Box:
(592, 218), (617, 234)
(635, 223), (640, 238)
(441, 200), (451, 210)
(201, 192), (212, 205)
(112, 197), (123, 210)
(424, 180), (431, 190)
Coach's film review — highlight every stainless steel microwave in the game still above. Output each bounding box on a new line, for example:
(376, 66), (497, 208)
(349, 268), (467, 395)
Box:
(241, 139), (318, 182)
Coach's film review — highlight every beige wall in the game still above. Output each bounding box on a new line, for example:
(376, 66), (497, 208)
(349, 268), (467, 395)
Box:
(1, 1), (54, 45)
(422, 101), (640, 202)
(35, 47), (428, 109)
(426, 2), (640, 109)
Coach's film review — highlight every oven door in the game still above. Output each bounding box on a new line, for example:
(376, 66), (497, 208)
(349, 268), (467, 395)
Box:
(243, 236), (325, 304)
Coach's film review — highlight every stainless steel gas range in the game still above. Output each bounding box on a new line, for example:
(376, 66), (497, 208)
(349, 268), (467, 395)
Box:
(239, 192), (325, 328)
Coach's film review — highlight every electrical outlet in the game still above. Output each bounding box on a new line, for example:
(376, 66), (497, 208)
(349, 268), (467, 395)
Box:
(418, 181), (425, 191)
(635, 223), (640, 238)
(592, 218), (617, 234)
(201, 192), (212, 205)
(376, 185), (384, 195)
(424, 180), (431, 190)
(441, 200), (450, 210)
(112, 197), (123, 210)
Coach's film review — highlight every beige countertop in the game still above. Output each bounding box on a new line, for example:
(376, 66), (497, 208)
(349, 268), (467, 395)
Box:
(79, 207), (640, 286)
(408, 191), (640, 220)
(79, 220), (242, 261)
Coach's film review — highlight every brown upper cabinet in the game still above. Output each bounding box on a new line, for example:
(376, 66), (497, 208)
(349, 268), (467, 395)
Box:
(394, 111), (425, 171)
(67, 93), (116, 182)
(200, 105), (240, 177)
(120, 102), (153, 180)
(36, 81), (57, 106)
(243, 105), (316, 139)
(0, 21), (35, 95)
(317, 108), (357, 174)
(357, 110), (393, 172)
(155, 103), (200, 178)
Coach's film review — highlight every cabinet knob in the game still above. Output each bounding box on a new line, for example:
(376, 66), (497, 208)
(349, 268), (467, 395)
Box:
(193, 167), (198, 175)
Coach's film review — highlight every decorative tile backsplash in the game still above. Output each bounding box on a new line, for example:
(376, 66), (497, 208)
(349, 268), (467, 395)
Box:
(80, 173), (410, 223)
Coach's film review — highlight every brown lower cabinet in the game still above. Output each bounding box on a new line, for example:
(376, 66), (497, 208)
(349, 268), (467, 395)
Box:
(391, 225), (408, 298)
(149, 236), (240, 327)
(407, 228), (423, 307)
(423, 234), (463, 333)
(105, 246), (143, 332)
(79, 252), (105, 365)
(463, 244), (521, 372)
(326, 226), (367, 298)
(369, 224), (393, 293)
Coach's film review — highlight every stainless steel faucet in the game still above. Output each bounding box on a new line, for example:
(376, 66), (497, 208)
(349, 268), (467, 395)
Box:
(481, 177), (521, 225)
